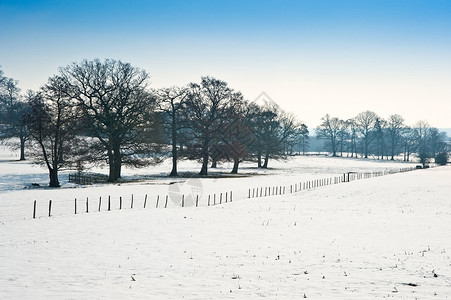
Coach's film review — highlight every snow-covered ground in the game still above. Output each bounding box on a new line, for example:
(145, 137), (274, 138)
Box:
(0, 144), (419, 221)
(1, 146), (450, 298)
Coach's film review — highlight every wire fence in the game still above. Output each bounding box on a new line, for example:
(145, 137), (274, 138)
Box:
(247, 167), (418, 199)
(0, 165), (426, 222)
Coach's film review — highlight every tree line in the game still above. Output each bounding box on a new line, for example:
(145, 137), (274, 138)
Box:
(315, 112), (449, 166)
(0, 60), (308, 187)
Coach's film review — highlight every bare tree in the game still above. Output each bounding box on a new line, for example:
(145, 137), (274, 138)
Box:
(211, 105), (254, 174)
(315, 114), (342, 156)
(346, 118), (358, 157)
(337, 119), (349, 157)
(156, 86), (189, 176)
(402, 127), (416, 162)
(185, 76), (242, 175)
(374, 117), (387, 159)
(355, 110), (378, 158)
(413, 121), (432, 167)
(386, 114), (405, 160)
(0, 69), (30, 160)
(245, 103), (266, 167)
(279, 112), (301, 155)
(60, 59), (162, 182)
(297, 123), (310, 155)
(257, 105), (280, 168)
(27, 76), (81, 187)
(245, 101), (301, 168)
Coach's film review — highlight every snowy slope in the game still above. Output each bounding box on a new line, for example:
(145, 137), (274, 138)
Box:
(0, 156), (450, 299)
(0, 154), (418, 222)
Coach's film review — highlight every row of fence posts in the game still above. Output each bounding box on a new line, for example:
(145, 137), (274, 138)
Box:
(33, 191), (233, 219)
(248, 167), (417, 199)
(32, 167), (417, 219)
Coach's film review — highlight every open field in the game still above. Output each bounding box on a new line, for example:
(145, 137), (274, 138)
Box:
(1, 149), (450, 299)
(1, 148), (419, 221)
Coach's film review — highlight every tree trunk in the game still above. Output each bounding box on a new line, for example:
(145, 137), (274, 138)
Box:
(390, 142), (395, 160)
(257, 151), (262, 168)
(114, 145), (122, 180)
(19, 137), (26, 161)
(115, 158), (121, 179)
(199, 138), (209, 176)
(169, 152), (178, 176)
(331, 139), (336, 157)
(104, 141), (123, 182)
(49, 168), (60, 187)
(107, 158), (115, 182)
(107, 148), (118, 182)
(211, 158), (217, 168)
(169, 118), (178, 177)
(262, 152), (269, 168)
(199, 155), (208, 175)
(231, 157), (239, 174)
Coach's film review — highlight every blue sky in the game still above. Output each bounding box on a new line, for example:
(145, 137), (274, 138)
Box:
(1, 0), (450, 127)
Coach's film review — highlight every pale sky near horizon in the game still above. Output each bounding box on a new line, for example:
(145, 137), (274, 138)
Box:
(1, 0), (450, 128)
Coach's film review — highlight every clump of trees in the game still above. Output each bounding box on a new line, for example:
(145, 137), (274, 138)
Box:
(0, 68), (30, 160)
(5, 59), (447, 188)
(315, 111), (450, 165)
(159, 77), (308, 175)
(0, 62), (308, 186)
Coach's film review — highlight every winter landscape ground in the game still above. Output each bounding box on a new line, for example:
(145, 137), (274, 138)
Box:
(1, 145), (450, 299)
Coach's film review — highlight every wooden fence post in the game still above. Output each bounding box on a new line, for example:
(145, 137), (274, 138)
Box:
(86, 197), (89, 213)
(98, 197), (102, 212)
(208, 195), (211, 206)
(220, 193), (222, 204)
(108, 195), (111, 211)
(182, 194), (185, 207)
(33, 200), (36, 219)
(230, 191), (233, 202)
(165, 195), (168, 208)
(119, 197), (122, 210)
(75, 198), (77, 214)
(156, 195), (159, 208)
(196, 195), (199, 207)
(48, 200), (52, 217)
(131, 194), (134, 209)
(144, 194), (147, 208)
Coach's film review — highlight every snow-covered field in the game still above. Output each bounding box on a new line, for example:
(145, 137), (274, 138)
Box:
(1, 145), (450, 298)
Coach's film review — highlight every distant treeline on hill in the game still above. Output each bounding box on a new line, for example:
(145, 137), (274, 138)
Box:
(312, 113), (449, 166)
